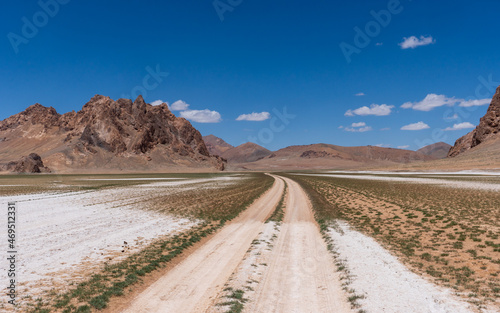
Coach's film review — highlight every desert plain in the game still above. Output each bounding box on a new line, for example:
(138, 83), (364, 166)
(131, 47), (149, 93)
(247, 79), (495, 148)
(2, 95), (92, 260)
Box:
(1, 170), (499, 313)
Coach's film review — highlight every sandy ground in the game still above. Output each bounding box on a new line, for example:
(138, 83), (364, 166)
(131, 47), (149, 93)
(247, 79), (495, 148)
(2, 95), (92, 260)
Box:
(119, 175), (352, 313)
(208, 221), (282, 312)
(299, 173), (500, 191)
(118, 176), (285, 313)
(246, 177), (351, 313)
(0, 177), (238, 309)
(327, 221), (494, 313)
(5, 172), (490, 312)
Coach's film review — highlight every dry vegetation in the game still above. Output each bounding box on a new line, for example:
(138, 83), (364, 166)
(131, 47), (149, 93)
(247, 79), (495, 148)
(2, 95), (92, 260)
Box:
(288, 173), (500, 310)
(0, 173), (240, 197)
(8, 173), (274, 313)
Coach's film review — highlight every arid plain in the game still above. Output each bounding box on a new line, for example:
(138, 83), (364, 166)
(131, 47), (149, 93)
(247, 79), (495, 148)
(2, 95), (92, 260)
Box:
(1, 171), (499, 313)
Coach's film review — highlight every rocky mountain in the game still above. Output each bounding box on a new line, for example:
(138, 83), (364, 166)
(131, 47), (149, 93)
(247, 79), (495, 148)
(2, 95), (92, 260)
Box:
(221, 142), (272, 163)
(0, 95), (225, 173)
(417, 142), (452, 159)
(203, 135), (234, 156)
(448, 85), (500, 157)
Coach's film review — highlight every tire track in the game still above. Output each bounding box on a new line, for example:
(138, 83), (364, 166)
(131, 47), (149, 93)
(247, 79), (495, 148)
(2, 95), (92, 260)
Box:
(118, 175), (284, 313)
(246, 176), (351, 313)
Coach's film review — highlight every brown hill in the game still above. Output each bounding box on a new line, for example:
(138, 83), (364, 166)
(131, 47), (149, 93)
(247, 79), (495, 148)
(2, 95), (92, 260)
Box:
(203, 135), (234, 156)
(0, 95), (225, 173)
(221, 142), (272, 163)
(448, 85), (500, 157)
(377, 136), (500, 171)
(236, 143), (434, 170)
(417, 142), (452, 159)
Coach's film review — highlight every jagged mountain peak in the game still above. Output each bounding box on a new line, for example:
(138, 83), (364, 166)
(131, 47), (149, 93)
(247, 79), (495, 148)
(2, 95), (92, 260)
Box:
(0, 95), (225, 172)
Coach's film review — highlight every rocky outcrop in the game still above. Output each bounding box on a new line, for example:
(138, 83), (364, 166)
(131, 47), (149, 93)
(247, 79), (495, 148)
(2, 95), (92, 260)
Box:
(448, 85), (500, 157)
(448, 132), (475, 157)
(0, 103), (61, 131)
(4, 153), (51, 173)
(0, 95), (225, 171)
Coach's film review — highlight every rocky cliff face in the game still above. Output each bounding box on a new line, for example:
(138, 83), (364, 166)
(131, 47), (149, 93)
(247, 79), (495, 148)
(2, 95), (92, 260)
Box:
(448, 86), (500, 157)
(0, 95), (225, 172)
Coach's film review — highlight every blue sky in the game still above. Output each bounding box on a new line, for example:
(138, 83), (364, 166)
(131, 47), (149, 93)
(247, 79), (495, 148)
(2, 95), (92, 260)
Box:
(1, 0), (499, 151)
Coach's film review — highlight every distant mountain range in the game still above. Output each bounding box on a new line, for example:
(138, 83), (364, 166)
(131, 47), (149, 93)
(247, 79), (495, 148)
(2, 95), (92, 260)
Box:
(203, 136), (272, 164)
(2, 85), (499, 173)
(202, 139), (436, 170)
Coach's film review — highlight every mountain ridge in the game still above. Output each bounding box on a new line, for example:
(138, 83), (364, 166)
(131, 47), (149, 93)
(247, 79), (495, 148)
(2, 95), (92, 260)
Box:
(0, 95), (225, 173)
(231, 143), (435, 170)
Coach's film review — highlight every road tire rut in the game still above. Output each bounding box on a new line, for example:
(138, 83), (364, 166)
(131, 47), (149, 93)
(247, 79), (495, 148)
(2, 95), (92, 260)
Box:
(119, 175), (284, 313)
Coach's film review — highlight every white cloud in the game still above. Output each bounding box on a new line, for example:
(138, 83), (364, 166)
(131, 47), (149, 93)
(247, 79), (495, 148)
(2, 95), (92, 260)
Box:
(343, 122), (372, 132)
(355, 92), (365, 96)
(180, 109), (222, 123)
(458, 99), (491, 107)
(345, 126), (373, 132)
(171, 100), (190, 111)
(399, 35), (435, 49)
(397, 145), (410, 149)
(401, 102), (413, 109)
(402, 94), (491, 111)
(443, 122), (475, 131)
(345, 104), (394, 116)
(375, 143), (391, 147)
(380, 127), (390, 131)
(151, 100), (166, 106)
(401, 121), (430, 131)
(375, 42), (383, 46)
(401, 94), (457, 111)
(358, 126), (373, 132)
(444, 113), (459, 120)
(351, 122), (366, 127)
(236, 112), (271, 121)
(338, 126), (344, 129)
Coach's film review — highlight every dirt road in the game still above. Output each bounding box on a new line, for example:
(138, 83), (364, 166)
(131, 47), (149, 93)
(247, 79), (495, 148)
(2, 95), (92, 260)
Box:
(120, 176), (284, 313)
(246, 176), (351, 313)
(119, 175), (350, 313)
